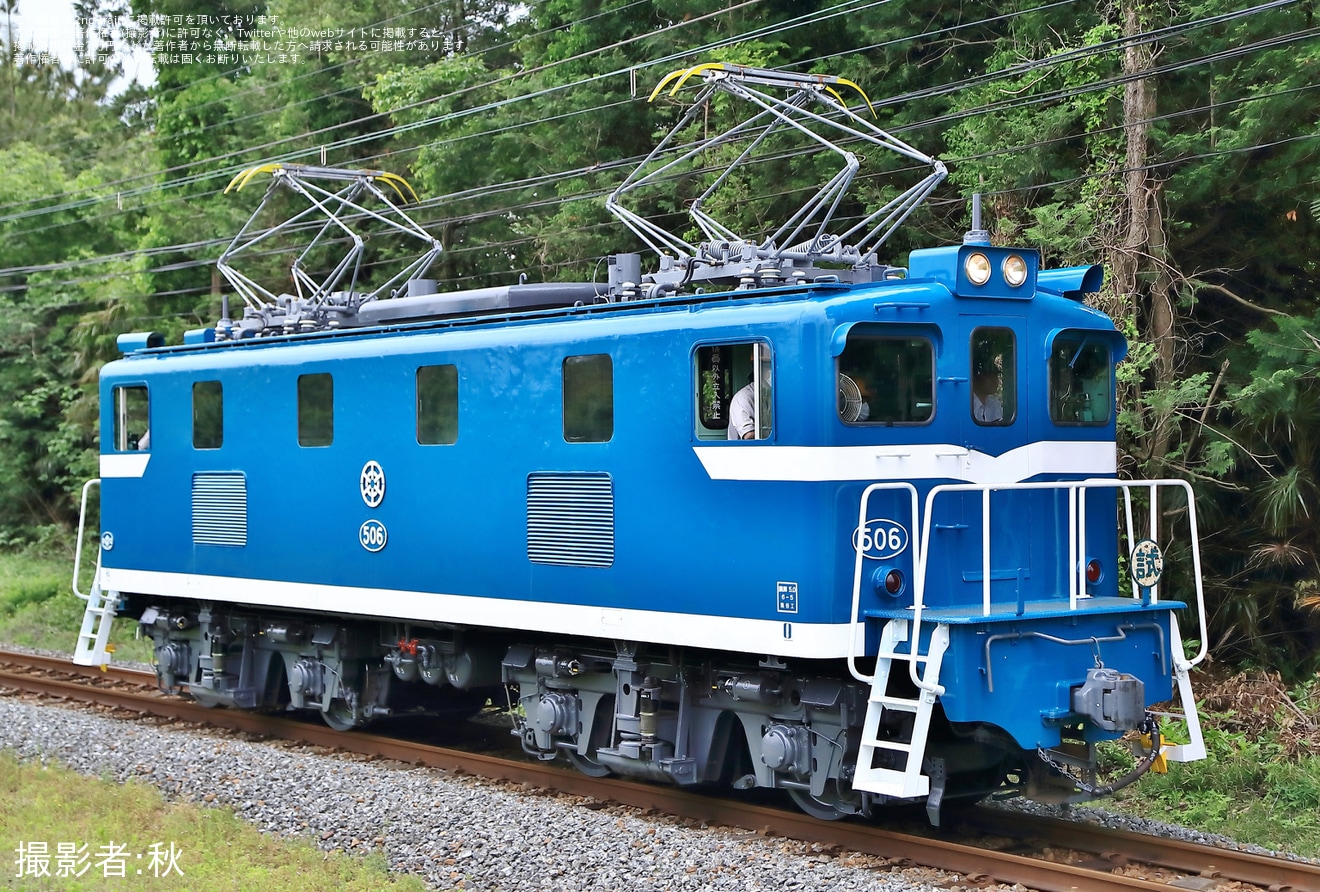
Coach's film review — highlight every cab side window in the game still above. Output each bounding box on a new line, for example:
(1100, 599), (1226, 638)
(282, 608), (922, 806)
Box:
(837, 331), (933, 424)
(113, 385), (149, 451)
(1050, 333), (1111, 425)
(417, 364), (459, 445)
(298, 373), (334, 446)
(193, 381), (223, 449)
(563, 354), (613, 443)
(695, 342), (773, 440)
(971, 328), (1016, 425)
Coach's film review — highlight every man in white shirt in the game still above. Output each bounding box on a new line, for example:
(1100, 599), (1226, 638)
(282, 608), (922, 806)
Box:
(728, 380), (758, 439)
(972, 365), (1004, 423)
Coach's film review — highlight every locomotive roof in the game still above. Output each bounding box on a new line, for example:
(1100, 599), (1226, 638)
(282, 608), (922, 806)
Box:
(111, 256), (1115, 367)
(113, 65), (1113, 364)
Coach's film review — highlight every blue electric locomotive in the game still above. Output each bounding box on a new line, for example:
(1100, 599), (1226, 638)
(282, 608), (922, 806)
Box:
(73, 65), (1207, 822)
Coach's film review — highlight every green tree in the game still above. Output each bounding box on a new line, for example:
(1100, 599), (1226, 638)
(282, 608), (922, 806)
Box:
(1206, 313), (1320, 673)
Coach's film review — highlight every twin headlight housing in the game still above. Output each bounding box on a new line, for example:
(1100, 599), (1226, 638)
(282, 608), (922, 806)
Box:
(906, 244), (1040, 298)
(965, 251), (1030, 288)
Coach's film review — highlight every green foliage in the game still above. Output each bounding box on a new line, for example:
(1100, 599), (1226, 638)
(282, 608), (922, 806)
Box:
(0, 546), (150, 659)
(0, 573), (65, 617)
(1110, 685), (1320, 856)
(1196, 311), (1320, 673)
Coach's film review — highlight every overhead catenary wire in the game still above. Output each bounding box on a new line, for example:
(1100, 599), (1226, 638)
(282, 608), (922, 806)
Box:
(0, 0), (780, 224)
(0, 0), (1251, 230)
(0, 1), (1311, 297)
(5, 111), (1314, 302)
(0, 0), (658, 212)
(2, 79), (1313, 295)
(23, 0), (1309, 246)
(10, 0), (1077, 233)
(11, 28), (1310, 276)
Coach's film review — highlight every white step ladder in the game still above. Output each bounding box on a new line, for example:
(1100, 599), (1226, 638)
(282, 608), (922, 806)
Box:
(73, 572), (118, 669)
(71, 478), (116, 669)
(1158, 613), (1208, 763)
(852, 619), (950, 799)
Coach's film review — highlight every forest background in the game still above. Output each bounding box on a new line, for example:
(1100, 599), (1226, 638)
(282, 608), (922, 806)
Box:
(0, 0), (1316, 676)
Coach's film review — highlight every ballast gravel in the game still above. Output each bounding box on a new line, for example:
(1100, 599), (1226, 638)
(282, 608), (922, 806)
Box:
(0, 696), (956, 892)
(2, 690), (1306, 890)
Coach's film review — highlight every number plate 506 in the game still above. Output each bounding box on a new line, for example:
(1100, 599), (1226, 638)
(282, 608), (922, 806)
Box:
(852, 519), (908, 560)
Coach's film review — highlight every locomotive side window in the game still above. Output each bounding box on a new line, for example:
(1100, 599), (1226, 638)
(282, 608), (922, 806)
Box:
(837, 333), (933, 424)
(695, 342), (773, 441)
(417, 364), (459, 445)
(113, 385), (149, 451)
(563, 354), (613, 442)
(1049, 333), (1111, 425)
(971, 328), (1016, 425)
(297, 373), (334, 446)
(192, 381), (223, 449)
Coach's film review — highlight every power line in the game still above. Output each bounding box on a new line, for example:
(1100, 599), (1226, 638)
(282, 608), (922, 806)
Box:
(0, 0), (1256, 230)
(0, 0), (775, 224)
(5, 110), (1312, 299)
(0, 0), (661, 213)
(0, 2), (1310, 293)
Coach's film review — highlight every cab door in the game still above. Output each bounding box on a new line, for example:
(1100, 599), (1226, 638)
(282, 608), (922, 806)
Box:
(947, 316), (1034, 609)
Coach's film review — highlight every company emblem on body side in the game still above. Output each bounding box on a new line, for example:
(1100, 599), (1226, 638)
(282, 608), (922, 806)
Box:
(360, 460), (386, 508)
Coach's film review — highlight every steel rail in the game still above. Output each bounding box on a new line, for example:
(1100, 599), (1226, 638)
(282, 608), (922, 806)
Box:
(1, 651), (1313, 892)
(957, 806), (1320, 892)
(0, 649), (157, 686)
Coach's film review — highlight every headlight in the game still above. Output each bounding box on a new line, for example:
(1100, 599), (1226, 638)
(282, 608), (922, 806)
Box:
(1003, 254), (1028, 287)
(964, 252), (991, 286)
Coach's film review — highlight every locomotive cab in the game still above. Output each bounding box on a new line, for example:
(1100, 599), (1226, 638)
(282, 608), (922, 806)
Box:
(829, 245), (1203, 816)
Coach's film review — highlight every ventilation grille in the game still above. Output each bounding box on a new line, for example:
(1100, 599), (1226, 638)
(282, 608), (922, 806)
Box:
(527, 473), (614, 568)
(192, 473), (248, 546)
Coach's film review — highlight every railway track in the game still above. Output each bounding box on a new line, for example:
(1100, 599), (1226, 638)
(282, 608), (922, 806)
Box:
(1, 648), (1315, 892)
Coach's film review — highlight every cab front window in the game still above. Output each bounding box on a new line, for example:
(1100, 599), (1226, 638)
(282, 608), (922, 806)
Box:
(971, 328), (1016, 425)
(837, 332), (933, 424)
(1049, 333), (1111, 425)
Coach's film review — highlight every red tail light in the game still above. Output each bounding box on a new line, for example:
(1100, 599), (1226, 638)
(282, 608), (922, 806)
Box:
(1086, 559), (1103, 585)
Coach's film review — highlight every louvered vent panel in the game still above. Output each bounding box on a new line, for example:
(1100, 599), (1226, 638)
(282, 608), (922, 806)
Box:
(527, 473), (614, 568)
(192, 473), (248, 546)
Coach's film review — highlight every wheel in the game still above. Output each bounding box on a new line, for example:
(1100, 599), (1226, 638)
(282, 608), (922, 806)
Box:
(322, 699), (361, 731)
(187, 690), (223, 709)
(566, 749), (611, 777)
(565, 694), (613, 778)
(788, 784), (860, 821)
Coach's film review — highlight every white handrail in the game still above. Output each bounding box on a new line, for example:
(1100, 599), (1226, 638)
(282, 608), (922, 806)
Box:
(912, 477), (1208, 669)
(847, 481), (920, 684)
(980, 489), (991, 615)
(72, 478), (101, 602)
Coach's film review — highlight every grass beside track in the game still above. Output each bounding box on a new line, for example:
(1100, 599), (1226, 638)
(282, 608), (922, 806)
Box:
(3, 543), (1320, 866)
(2, 548), (152, 665)
(1, 547), (431, 890)
(0, 752), (429, 891)
(1104, 669), (1320, 858)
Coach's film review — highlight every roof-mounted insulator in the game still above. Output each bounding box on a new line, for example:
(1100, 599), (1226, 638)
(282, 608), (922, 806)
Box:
(963, 193), (991, 247)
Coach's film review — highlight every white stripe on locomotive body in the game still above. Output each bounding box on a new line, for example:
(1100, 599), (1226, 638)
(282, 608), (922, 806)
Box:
(100, 454), (151, 478)
(98, 567), (855, 660)
(692, 440), (1117, 483)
